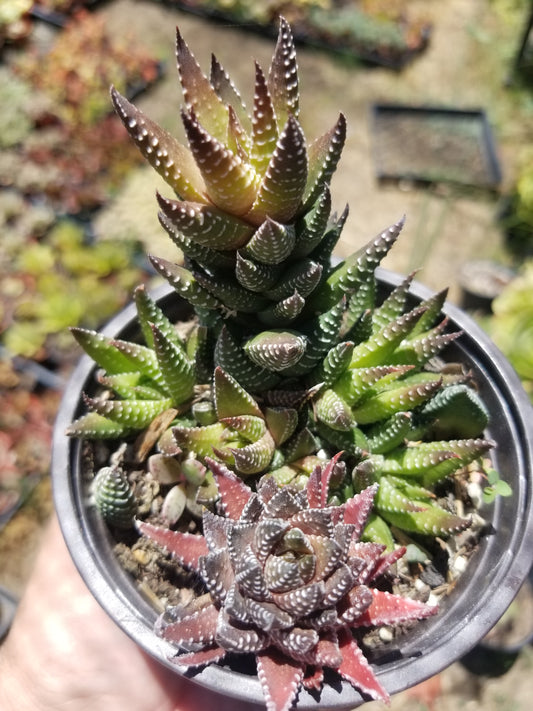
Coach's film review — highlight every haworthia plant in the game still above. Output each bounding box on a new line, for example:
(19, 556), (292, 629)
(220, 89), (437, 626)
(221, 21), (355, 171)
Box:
(69, 18), (494, 541)
(67, 22), (501, 708)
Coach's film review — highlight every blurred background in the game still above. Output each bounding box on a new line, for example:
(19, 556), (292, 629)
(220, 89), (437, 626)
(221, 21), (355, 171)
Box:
(1, 1), (533, 707)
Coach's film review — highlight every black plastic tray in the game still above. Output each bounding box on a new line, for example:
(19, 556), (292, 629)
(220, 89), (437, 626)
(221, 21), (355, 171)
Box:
(155, 0), (430, 70)
(370, 104), (502, 190)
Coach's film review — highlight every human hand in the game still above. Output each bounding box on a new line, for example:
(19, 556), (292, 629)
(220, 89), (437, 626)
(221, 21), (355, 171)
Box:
(0, 515), (262, 711)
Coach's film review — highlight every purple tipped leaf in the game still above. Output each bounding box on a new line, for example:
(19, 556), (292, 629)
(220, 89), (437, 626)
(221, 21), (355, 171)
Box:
(205, 456), (253, 519)
(137, 520), (207, 570)
(256, 648), (305, 711)
(337, 630), (390, 703)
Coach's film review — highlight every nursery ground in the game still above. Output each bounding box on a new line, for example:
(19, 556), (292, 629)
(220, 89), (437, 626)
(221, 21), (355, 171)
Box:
(1, 1), (533, 710)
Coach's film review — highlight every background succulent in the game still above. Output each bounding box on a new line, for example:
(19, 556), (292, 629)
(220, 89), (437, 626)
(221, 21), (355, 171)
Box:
(69, 19), (494, 550)
(138, 455), (437, 711)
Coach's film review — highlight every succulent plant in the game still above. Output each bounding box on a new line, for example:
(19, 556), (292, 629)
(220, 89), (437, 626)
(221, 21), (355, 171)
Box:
(69, 18), (494, 551)
(139, 455), (437, 709)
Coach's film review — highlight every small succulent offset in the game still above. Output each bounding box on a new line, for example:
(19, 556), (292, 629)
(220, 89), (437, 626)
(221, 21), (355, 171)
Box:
(139, 455), (437, 710)
(69, 18), (494, 548)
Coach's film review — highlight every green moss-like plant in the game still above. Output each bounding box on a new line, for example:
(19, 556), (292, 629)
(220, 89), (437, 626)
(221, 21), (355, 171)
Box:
(2, 221), (146, 360)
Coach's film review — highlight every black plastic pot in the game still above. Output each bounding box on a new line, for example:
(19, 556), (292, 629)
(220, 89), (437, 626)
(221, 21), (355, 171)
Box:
(52, 269), (533, 709)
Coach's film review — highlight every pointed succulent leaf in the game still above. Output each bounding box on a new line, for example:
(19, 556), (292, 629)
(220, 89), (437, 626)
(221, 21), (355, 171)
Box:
(245, 597), (295, 632)
(225, 105), (251, 159)
(210, 54), (250, 134)
(235, 252), (279, 292)
(342, 484), (380, 540)
(256, 649), (304, 711)
(134, 284), (185, 351)
(306, 452), (345, 509)
(380, 446), (460, 479)
(110, 339), (165, 388)
(391, 329), (461, 367)
(264, 407), (299, 447)
(352, 377), (443, 424)
(282, 427), (319, 463)
(181, 108), (258, 215)
(263, 487), (304, 519)
(310, 341), (354, 388)
(375, 475), (471, 536)
(365, 412), (413, 454)
(66, 412), (130, 438)
(217, 610), (269, 653)
(358, 588), (438, 627)
(316, 420), (367, 457)
(70, 327), (136, 374)
(248, 115), (307, 224)
(361, 512), (396, 550)
(97, 371), (162, 401)
(304, 113), (347, 209)
(244, 330), (307, 372)
(253, 518), (291, 562)
(215, 326), (280, 391)
(337, 629), (389, 702)
(161, 603), (220, 650)
(243, 218), (296, 265)
(272, 581), (325, 616)
(350, 305), (427, 368)
(310, 216), (404, 311)
(84, 395), (173, 428)
(409, 288), (448, 336)
(230, 430), (276, 475)
(176, 29), (229, 142)
(157, 193), (253, 250)
(221, 415), (266, 442)
(250, 61), (279, 175)
(149, 256), (221, 310)
(293, 185), (332, 258)
(267, 16), (299, 129)
(258, 292), (306, 327)
(310, 205), (349, 270)
(343, 279), (376, 334)
(202, 509), (231, 551)
(264, 552), (305, 593)
(266, 259), (323, 301)
(381, 438), (493, 481)
(421, 383), (490, 439)
(172, 646), (227, 669)
(151, 324), (195, 405)
(194, 269), (269, 314)
(214, 366), (263, 418)
(172, 422), (228, 458)
(284, 297), (345, 376)
(372, 272), (417, 332)
(315, 389), (354, 431)
(206, 456), (253, 519)
(111, 88), (205, 201)
(138, 520), (208, 569)
(158, 212), (234, 270)
(334, 364), (413, 407)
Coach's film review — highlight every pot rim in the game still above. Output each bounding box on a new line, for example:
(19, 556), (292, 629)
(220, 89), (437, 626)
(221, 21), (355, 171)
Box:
(52, 268), (533, 709)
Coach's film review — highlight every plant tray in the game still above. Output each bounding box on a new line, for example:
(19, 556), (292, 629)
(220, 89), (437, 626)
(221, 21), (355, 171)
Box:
(370, 105), (502, 190)
(156, 0), (430, 70)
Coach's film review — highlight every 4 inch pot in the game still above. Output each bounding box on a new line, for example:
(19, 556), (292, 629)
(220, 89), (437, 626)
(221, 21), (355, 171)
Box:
(52, 269), (533, 709)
